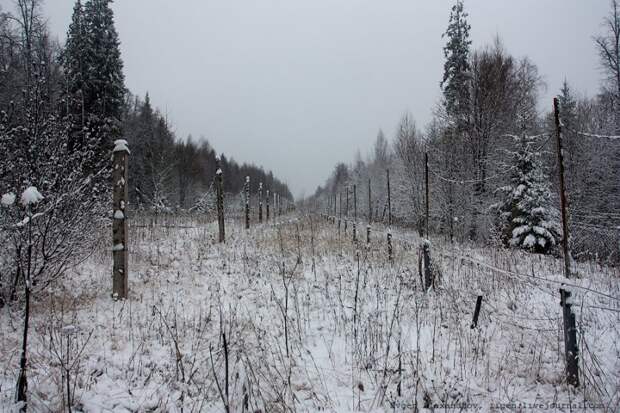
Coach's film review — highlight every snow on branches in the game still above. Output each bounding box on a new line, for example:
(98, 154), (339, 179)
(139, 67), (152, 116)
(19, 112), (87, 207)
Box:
(21, 187), (44, 206)
(492, 134), (560, 254)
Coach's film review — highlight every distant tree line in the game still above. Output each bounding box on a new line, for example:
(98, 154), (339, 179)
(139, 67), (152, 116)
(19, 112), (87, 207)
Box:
(0, 0), (291, 304)
(124, 92), (292, 212)
(307, 0), (620, 262)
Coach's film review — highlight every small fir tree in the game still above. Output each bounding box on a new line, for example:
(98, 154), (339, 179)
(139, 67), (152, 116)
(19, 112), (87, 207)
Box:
(494, 135), (560, 253)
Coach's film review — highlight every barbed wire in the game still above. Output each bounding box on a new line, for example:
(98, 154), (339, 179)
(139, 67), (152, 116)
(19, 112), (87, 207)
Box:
(442, 252), (620, 303)
(427, 165), (516, 185)
(563, 125), (620, 140)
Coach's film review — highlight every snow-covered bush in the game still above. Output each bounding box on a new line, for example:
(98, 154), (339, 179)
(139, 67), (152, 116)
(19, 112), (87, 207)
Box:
(492, 134), (560, 254)
(0, 113), (109, 304)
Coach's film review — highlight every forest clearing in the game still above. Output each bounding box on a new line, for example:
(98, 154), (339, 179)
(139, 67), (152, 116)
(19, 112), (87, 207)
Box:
(2, 0), (620, 411)
(1, 214), (618, 411)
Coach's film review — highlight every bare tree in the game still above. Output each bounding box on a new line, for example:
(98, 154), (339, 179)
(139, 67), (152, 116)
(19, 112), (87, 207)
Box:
(594, 0), (620, 132)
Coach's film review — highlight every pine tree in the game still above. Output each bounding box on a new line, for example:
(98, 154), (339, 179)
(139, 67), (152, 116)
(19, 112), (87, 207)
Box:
(441, 0), (471, 126)
(494, 135), (560, 254)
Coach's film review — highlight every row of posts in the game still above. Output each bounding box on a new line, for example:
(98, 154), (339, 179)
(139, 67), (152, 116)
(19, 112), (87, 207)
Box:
(113, 97), (580, 387)
(238, 174), (290, 232)
(112, 148), (290, 301)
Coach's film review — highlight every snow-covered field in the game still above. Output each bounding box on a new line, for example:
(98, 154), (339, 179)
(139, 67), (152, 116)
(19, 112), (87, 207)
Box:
(1, 215), (619, 412)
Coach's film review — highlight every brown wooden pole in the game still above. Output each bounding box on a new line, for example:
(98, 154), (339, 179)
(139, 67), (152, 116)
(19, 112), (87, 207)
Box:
(368, 178), (372, 223)
(266, 189), (270, 222)
(553, 98), (573, 279)
(258, 182), (263, 223)
(387, 169), (392, 227)
(387, 169), (393, 262)
(338, 192), (342, 235)
(112, 139), (129, 299)
(422, 241), (432, 290)
(560, 288), (579, 386)
(216, 163), (225, 243)
(425, 152), (429, 238)
(245, 176), (250, 229)
(471, 295), (483, 329)
(345, 186), (349, 234)
(367, 178), (371, 243)
(353, 184), (357, 242)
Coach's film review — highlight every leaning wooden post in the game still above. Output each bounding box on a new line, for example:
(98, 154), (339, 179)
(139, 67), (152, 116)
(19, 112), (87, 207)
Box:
(266, 189), (270, 222)
(560, 288), (580, 387)
(425, 152), (430, 238)
(245, 176), (250, 229)
(553, 98), (573, 279)
(387, 169), (393, 262)
(216, 164), (225, 243)
(258, 182), (263, 223)
(471, 295), (483, 329)
(353, 184), (357, 242)
(367, 178), (371, 243)
(112, 139), (129, 300)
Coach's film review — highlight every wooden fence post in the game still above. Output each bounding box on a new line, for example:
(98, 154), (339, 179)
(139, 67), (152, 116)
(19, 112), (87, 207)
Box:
(425, 152), (430, 238)
(387, 169), (391, 227)
(245, 176), (250, 230)
(345, 187), (349, 235)
(353, 184), (357, 242)
(560, 288), (580, 387)
(387, 169), (392, 262)
(216, 164), (225, 243)
(338, 192), (342, 236)
(112, 139), (129, 300)
(258, 182), (263, 223)
(471, 296), (483, 328)
(266, 189), (270, 222)
(553, 98), (573, 279)
(421, 241), (433, 290)
(367, 178), (371, 243)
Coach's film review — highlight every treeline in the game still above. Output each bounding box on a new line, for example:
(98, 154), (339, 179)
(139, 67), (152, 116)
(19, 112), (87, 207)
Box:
(307, 0), (620, 262)
(0, 0), (292, 216)
(125, 93), (292, 212)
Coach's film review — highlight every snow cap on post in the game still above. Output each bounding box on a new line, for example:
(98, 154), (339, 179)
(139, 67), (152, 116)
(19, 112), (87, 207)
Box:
(21, 187), (44, 206)
(113, 139), (130, 154)
(1, 192), (16, 207)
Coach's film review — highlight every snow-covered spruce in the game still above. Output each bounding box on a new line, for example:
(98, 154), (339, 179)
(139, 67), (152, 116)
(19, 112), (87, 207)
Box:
(492, 134), (560, 253)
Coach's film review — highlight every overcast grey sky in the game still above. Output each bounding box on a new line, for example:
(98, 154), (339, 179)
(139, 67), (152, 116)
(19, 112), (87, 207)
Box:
(6, 0), (610, 197)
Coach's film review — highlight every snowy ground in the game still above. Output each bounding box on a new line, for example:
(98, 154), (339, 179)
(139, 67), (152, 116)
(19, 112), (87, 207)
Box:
(1, 214), (619, 412)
